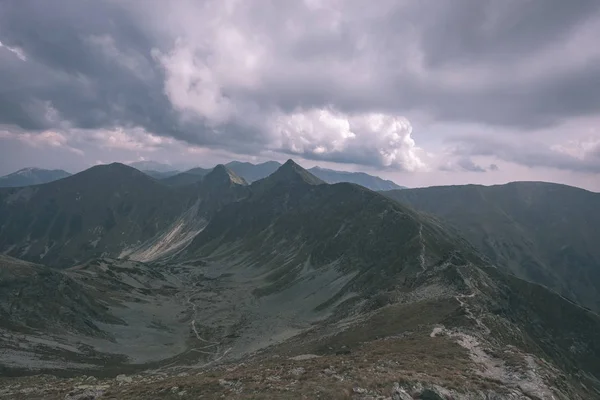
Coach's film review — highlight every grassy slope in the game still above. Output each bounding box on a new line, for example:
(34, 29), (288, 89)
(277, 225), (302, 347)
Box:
(384, 182), (600, 312)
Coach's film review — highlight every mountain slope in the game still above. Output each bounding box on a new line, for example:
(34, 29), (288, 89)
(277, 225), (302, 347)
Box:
(0, 163), (195, 267)
(0, 168), (71, 188)
(383, 182), (600, 312)
(180, 161), (600, 397)
(308, 166), (405, 190)
(140, 169), (180, 179)
(123, 165), (249, 262)
(161, 166), (212, 187)
(226, 161), (282, 183)
(128, 160), (175, 173)
(0, 255), (117, 336)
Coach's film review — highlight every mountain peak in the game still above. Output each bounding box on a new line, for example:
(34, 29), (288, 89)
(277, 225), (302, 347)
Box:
(204, 164), (247, 187)
(65, 163), (154, 185)
(14, 167), (41, 174)
(267, 159), (325, 186)
(95, 162), (144, 174)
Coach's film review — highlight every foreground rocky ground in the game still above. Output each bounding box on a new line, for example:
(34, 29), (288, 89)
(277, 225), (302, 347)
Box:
(0, 336), (566, 399)
(1, 295), (591, 399)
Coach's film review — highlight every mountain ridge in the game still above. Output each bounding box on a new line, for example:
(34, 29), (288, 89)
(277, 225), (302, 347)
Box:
(0, 163), (194, 267)
(0, 168), (72, 188)
(308, 165), (405, 190)
(383, 181), (600, 312)
(151, 159), (405, 191)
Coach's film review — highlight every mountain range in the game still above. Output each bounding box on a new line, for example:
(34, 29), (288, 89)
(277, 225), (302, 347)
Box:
(136, 160), (405, 191)
(1, 161), (599, 399)
(0, 160), (404, 192)
(0, 168), (71, 188)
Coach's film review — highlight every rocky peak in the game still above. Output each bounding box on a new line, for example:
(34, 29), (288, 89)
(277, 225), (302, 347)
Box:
(203, 164), (247, 187)
(265, 159), (325, 186)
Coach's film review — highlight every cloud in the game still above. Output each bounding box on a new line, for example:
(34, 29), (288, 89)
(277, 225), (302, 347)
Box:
(0, 0), (600, 170)
(0, 129), (83, 155)
(85, 127), (177, 152)
(0, 39), (26, 61)
(439, 157), (488, 173)
(450, 135), (600, 173)
(272, 109), (425, 171)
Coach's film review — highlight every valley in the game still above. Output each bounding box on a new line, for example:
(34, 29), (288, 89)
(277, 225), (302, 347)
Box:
(1, 161), (600, 399)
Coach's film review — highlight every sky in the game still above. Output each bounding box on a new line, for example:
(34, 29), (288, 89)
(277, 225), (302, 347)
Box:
(1, 0), (599, 191)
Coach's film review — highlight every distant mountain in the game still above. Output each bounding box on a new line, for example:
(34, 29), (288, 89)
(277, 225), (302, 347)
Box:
(141, 169), (180, 179)
(204, 164), (248, 187)
(226, 160), (404, 190)
(0, 163), (196, 267)
(128, 160), (176, 173)
(133, 160), (403, 190)
(0, 168), (71, 187)
(225, 161), (282, 183)
(308, 166), (404, 190)
(161, 166), (212, 187)
(384, 181), (600, 312)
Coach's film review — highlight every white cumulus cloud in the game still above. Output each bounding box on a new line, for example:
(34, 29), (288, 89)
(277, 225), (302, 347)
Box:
(272, 109), (425, 171)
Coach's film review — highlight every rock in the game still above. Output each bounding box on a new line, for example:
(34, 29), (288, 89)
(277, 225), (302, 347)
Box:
(290, 367), (306, 377)
(115, 374), (132, 385)
(391, 382), (413, 400)
(323, 367), (336, 376)
(178, 390), (187, 396)
(64, 385), (109, 400)
(290, 354), (321, 361)
(419, 388), (445, 400)
(353, 386), (368, 394)
(218, 379), (243, 393)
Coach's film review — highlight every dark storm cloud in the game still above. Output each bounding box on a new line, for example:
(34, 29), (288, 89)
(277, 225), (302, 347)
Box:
(1, 0), (600, 170)
(233, 0), (600, 131)
(417, 0), (599, 66)
(0, 0), (166, 130)
(0, 0), (265, 153)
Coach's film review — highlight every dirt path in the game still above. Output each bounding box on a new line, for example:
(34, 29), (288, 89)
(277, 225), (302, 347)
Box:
(455, 292), (491, 334)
